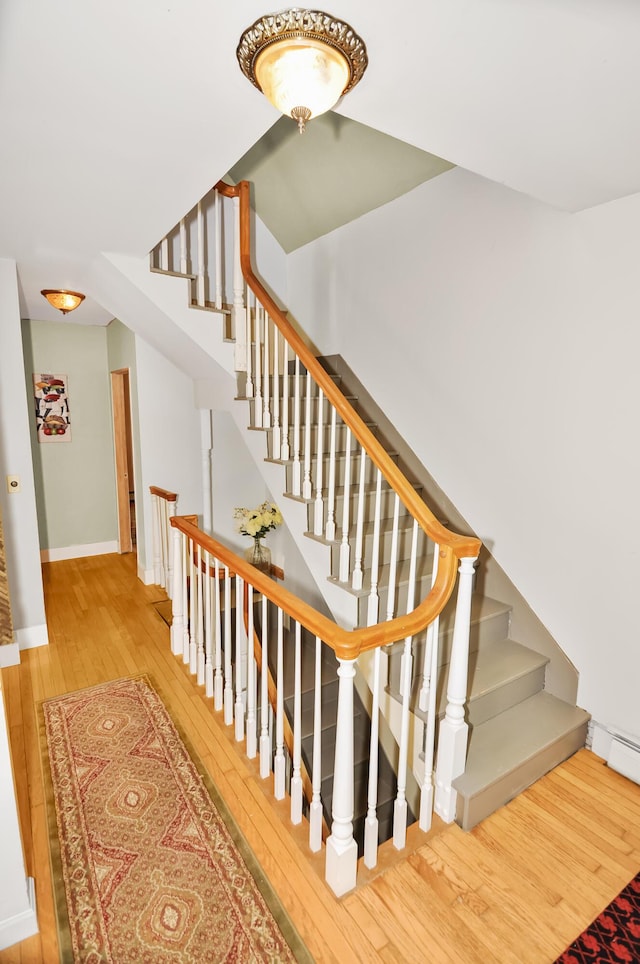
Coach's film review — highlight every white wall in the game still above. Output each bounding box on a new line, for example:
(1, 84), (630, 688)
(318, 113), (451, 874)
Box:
(23, 320), (118, 553)
(134, 337), (203, 578)
(287, 168), (640, 741)
(0, 260), (47, 650)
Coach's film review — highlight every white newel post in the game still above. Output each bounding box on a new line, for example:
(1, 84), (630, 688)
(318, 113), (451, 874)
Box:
(325, 657), (357, 897)
(434, 555), (478, 823)
(170, 527), (184, 656)
(232, 196), (246, 371)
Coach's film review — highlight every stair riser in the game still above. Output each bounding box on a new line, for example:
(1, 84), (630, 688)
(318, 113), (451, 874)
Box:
(386, 605), (512, 692)
(282, 449), (400, 495)
(389, 661), (547, 728)
(328, 486), (420, 528)
(264, 421), (380, 460)
(326, 525), (432, 576)
(247, 393), (363, 429)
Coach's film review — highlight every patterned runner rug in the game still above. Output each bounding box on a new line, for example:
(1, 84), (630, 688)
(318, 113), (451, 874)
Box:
(555, 871), (640, 963)
(41, 676), (310, 962)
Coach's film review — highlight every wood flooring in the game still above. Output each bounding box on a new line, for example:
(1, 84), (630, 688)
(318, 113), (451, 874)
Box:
(1, 552), (639, 963)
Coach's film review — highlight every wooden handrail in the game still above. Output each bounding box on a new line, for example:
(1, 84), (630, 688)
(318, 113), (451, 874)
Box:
(215, 178), (482, 564)
(149, 485), (178, 502)
(171, 516), (459, 660)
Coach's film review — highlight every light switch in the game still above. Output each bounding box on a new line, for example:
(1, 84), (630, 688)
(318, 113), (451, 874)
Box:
(6, 475), (20, 493)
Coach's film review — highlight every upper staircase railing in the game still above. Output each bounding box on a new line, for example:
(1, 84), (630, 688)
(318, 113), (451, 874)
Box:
(150, 181), (482, 896)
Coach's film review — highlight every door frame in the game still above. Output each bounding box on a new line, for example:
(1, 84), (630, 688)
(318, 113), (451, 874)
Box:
(111, 369), (133, 554)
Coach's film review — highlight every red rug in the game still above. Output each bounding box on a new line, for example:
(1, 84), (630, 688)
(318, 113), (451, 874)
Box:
(556, 872), (640, 963)
(42, 676), (309, 962)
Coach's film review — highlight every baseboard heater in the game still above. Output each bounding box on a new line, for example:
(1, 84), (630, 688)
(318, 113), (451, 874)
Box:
(608, 735), (640, 785)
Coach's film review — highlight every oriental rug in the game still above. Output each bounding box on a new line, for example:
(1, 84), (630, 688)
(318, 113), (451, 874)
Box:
(41, 676), (310, 963)
(555, 871), (640, 963)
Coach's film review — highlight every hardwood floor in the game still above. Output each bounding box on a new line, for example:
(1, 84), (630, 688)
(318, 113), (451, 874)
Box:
(1, 552), (639, 963)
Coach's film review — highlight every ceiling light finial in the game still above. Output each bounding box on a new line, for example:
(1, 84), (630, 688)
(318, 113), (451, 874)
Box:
(237, 9), (368, 133)
(41, 289), (85, 315)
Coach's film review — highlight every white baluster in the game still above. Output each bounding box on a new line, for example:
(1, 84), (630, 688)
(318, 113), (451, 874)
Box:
(272, 325), (281, 460)
(367, 470), (383, 625)
(291, 356), (301, 496)
(245, 287), (254, 398)
(325, 408), (337, 541)
(152, 494), (162, 585)
(274, 607), (285, 800)
(182, 533), (189, 660)
(253, 297), (263, 428)
(309, 634), (323, 852)
(313, 388), (324, 535)
(223, 565), (233, 725)
(419, 561), (440, 832)
(363, 645), (381, 868)
(166, 500), (176, 598)
(434, 555), (478, 822)
(179, 217), (187, 275)
(189, 538), (197, 671)
(196, 544), (205, 684)
(262, 311), (271, 428)
(246, 585), (256, 758)
(291, 621), (303, 824)
(197, 200), (205, 306)
(325, 657), (357, 898)
(351, 447), (367, 591)
(232, 196), (247, 371)
(281, 339), (290, 461)
(170, 528), (184, 656)
(259, 594), (270, 779)
(204, 550), (213, 698)
(419, 544), (440, 713)
(386, 495), (401, 621)
(214, 190), (222, 309)
(393, 519), (419, 851)
(213, 556), (223, 710)
(160, 237), (169, 271)
(235, 574), (245, 742)
(302, 371), (312, 500)
(338, 428), (352, 582)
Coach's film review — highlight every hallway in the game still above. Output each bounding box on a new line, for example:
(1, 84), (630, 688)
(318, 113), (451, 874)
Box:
(2, 552), (639, 963)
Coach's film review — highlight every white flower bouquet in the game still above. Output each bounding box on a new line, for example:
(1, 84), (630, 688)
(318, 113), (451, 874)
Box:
(233, 501), (283, 540)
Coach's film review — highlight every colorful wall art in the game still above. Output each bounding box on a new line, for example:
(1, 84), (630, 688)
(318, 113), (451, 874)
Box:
(33, 373), (71, 442)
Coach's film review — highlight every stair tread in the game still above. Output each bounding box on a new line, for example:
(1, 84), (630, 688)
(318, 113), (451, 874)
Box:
(454, 691), (590, 797)
(384, 594), (512, 645)
(462, 638), (549, 703)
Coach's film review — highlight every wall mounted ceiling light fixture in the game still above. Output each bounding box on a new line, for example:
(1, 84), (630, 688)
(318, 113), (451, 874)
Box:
(237, 9), (368, 133)
(41, 289), (85, 315)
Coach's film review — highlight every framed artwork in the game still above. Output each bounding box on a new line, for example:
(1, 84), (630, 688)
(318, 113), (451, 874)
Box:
(33, 373), (71, 442)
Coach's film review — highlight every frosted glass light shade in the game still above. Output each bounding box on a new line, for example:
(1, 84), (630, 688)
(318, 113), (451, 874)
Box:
(41, 289), (85, 315)
(255, 37), (350, 122)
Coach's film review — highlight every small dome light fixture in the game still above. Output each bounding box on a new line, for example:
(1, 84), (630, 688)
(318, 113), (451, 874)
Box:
(41, 289), (86, 315)
(237, 9), (368, 133)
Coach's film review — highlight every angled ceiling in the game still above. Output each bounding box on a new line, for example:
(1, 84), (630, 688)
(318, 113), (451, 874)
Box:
(228, 113), (454, 252)
(1, 0), (639, 323)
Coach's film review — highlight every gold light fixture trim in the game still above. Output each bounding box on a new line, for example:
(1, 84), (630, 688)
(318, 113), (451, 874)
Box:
(237, 9), (368, 132)
(41, 289), (86, 315)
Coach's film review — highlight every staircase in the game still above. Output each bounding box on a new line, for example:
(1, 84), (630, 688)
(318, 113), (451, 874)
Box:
(148, 176), (589, 878)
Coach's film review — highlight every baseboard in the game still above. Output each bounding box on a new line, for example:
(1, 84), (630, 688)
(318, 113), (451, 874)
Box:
(0, 643), (20, 667)
(16, 624), (49, 650)
(0, 877), (38, 951)
(138, 562), (155, 585)
(590, 721), (640, 785)
(40, 541), (118, 562)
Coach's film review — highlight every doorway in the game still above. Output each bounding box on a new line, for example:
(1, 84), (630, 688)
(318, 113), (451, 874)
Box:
(111, 369), (135, 553)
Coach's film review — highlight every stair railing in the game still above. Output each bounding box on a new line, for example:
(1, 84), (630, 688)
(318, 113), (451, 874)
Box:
(149, 486), (177, 596)
(151, 181), (481, 896)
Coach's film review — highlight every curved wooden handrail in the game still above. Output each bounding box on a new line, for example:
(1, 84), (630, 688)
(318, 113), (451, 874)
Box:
(149, 485), (178, 502)
(171, 515), (459, 660)
(215, 178), (481, 565)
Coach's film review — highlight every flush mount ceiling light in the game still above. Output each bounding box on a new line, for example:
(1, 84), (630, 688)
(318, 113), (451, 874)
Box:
(237, 9), (368, 133)
(41, 289), (85, 315)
